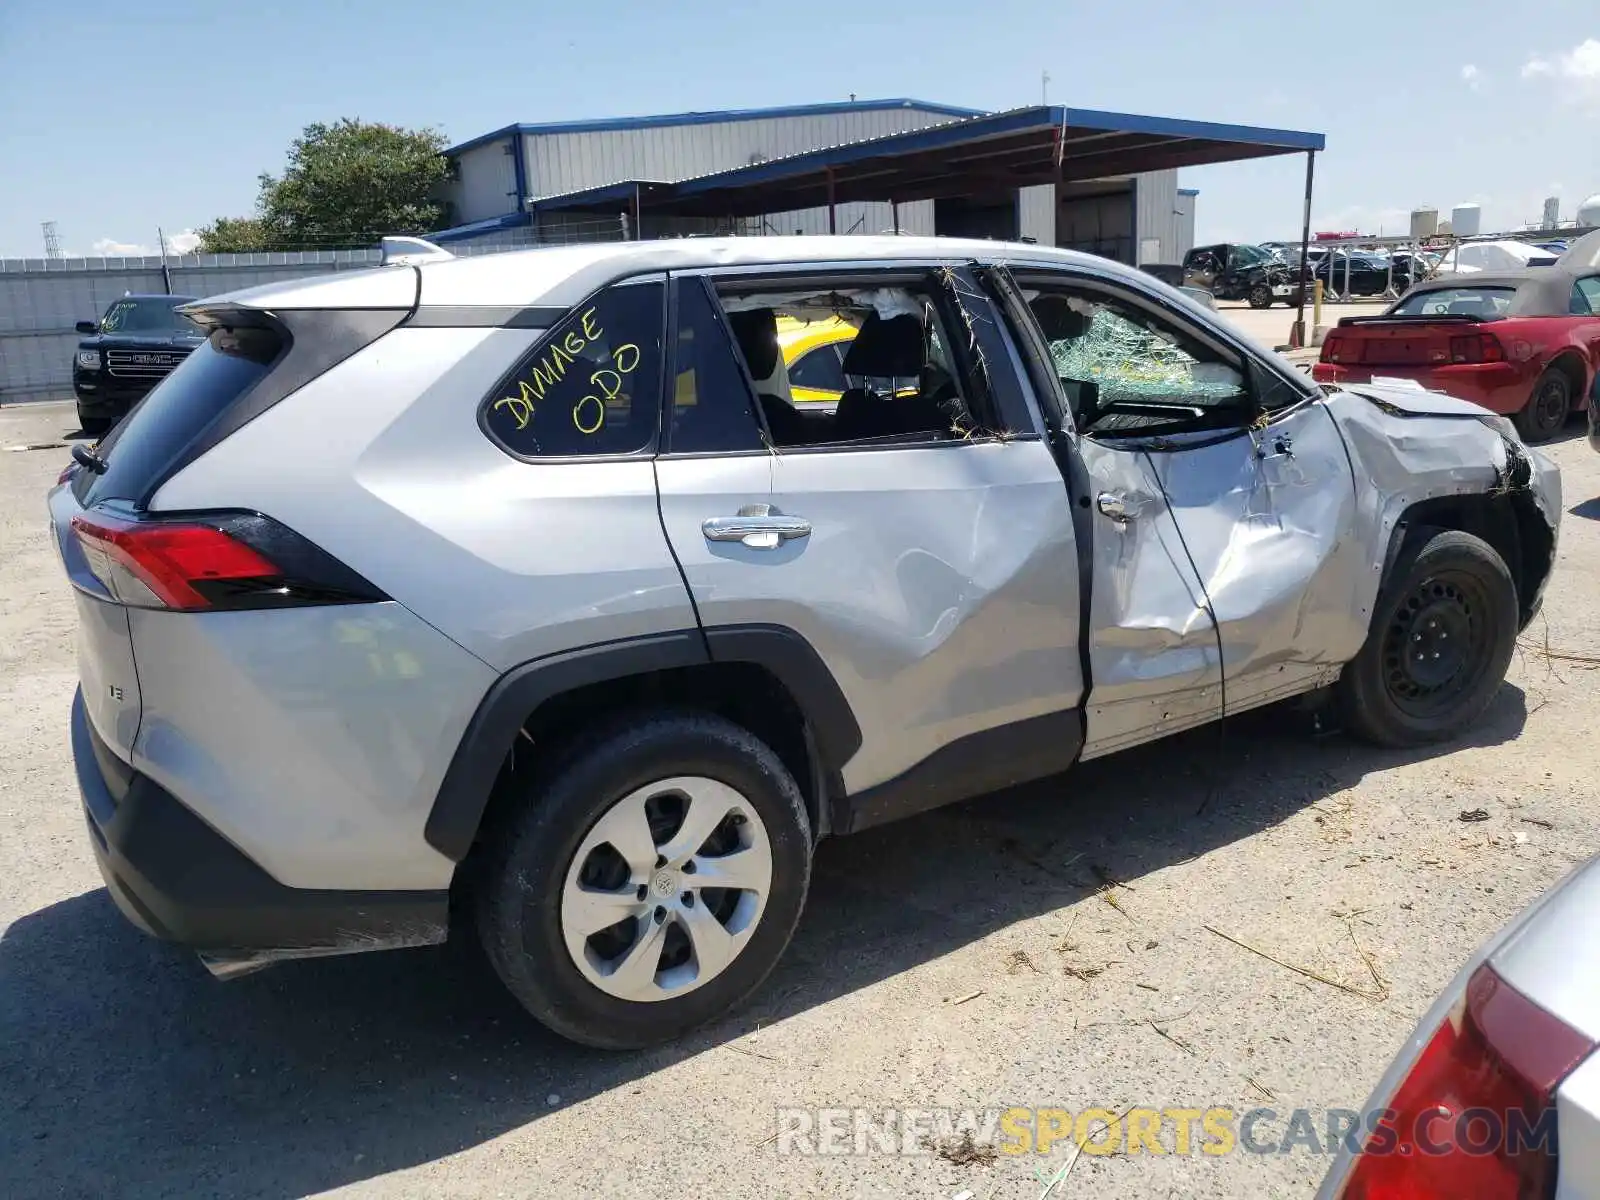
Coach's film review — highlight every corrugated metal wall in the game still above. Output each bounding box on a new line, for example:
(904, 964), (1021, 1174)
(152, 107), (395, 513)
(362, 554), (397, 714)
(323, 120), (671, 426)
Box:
(0, 251), (380, 402)
(1017, 185), (1056, 245)
(1175, 191), (1197, 259)
(754, 199), (933, 237)
(444, 137), (520, 224)
(1133, 170), (1183, 264)
(522, 108), (960, 197)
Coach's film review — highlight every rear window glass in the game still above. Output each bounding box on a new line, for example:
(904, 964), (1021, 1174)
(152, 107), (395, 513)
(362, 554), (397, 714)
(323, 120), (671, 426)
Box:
(481, 281), (664, 459)
(1391, 287), (1516, 317)
(788, 345), (846, 392)
(77, 326), (282, 506)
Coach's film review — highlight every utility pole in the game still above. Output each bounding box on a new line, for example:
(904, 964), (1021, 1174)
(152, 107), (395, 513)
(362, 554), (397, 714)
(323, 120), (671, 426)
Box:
(156, 226), (173, 294)
(42, 221), (63, 259)
(1041, 70), (1051, 106)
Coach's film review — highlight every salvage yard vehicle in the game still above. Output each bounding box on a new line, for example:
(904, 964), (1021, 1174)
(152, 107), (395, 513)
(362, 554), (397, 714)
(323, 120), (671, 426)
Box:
(1315, 248), (1415, 299)
(52, 235), (1561, 1049)
(1182, 242), (1305, 308)
(1318, 853), (1600, 1199)
(1314, 233), (1600, 442)
(71, 293), (203, 434)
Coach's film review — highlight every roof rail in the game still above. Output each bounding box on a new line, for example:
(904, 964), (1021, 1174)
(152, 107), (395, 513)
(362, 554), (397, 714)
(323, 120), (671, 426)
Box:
(379, 236), (454, 266)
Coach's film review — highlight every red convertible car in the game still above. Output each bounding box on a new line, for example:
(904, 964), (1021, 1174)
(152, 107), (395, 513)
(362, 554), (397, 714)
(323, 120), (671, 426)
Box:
(1314, 235), (1600, 442)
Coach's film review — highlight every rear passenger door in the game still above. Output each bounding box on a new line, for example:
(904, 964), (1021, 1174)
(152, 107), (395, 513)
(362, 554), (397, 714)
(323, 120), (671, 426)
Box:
(653, 267), (1086, 808)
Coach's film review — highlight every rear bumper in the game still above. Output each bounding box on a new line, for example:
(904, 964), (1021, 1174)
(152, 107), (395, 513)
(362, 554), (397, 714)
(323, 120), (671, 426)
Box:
(71, 688), (449, 956)
(1311, 362), (1530, 414)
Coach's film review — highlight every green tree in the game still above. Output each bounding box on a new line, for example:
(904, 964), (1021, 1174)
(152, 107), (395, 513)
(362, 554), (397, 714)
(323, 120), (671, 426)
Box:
(196, 119), (451, 253)
(194, 216), (274, 253)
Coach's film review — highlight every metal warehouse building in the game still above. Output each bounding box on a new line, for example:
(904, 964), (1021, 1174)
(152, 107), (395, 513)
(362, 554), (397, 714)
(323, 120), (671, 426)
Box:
(432, 98), (1321, 266)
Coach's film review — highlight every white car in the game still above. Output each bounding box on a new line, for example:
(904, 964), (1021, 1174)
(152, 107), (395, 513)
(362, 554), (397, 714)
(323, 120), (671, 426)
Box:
(1439, 240), (1561, 275)
(1319, 855), (1600, 1197)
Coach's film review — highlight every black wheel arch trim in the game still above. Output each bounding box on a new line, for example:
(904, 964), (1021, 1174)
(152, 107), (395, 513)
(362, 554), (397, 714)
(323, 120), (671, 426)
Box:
(424, 625), (862, 862)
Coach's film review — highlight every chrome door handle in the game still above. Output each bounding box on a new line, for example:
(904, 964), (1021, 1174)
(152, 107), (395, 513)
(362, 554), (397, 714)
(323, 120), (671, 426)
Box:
(1096, 492), (1140, 524)
(702, 504), (811, 550)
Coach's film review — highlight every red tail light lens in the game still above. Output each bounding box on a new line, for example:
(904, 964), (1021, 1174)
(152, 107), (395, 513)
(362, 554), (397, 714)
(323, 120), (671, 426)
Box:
(1334, 964), (1593, 1199)
(71, 514), (282, 610)
(1449, 333), (1507, 365)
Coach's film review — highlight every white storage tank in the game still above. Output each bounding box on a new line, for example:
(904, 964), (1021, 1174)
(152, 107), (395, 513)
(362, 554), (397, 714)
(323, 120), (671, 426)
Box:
(1579, 194), (1600, 228)
(1410, 207), (1438, 239)
(1451, 203), (1482, 238)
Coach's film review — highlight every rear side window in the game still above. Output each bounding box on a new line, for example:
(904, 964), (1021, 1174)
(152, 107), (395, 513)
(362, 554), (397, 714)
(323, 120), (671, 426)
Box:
(667, 278), (764, 454)
(1572, 278), (1600, 314)
(78, 326), (283, 506)
(482, 281), (664, 459)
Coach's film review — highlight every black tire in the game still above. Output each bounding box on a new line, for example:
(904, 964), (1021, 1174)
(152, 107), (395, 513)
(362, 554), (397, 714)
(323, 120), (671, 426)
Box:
(1336, 528), (1517, 748)
(1247, 282), (1273, 309)
(1514, 365), (1572, 443)
(474, 710), (812, 1050)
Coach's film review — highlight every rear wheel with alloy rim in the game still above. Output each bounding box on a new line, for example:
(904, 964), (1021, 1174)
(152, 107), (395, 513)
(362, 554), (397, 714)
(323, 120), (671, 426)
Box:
(1336, 528), (1517, 747)
(475, 710), (811, 1049)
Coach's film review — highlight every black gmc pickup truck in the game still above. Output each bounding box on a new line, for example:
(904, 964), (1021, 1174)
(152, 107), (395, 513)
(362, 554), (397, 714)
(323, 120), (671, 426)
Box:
(72, 293), (202, 433)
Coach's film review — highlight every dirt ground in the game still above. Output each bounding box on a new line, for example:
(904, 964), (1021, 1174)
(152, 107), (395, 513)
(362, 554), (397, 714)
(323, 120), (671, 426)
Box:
(2, 396), (1597, 1200)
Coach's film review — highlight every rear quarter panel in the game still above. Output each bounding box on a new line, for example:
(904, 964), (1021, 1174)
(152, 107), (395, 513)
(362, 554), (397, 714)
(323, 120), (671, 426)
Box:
(149, 325), (699, 671)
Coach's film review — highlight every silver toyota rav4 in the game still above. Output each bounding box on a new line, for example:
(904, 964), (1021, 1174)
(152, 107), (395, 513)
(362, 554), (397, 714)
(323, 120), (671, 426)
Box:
(52, 236), (1561, 1049)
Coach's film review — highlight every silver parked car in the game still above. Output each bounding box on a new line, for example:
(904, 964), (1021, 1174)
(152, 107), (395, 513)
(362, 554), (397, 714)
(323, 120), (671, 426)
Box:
(1318, 855), (1600, 1198)
(51, 235), (1561, 1048)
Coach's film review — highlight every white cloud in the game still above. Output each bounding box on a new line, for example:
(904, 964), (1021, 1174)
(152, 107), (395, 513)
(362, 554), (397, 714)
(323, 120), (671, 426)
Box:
(1521, 38), (1600, 105)
(86, 228), (202, 258)
(91, 238), (155, 257)
(1460, 63), (1483, 90)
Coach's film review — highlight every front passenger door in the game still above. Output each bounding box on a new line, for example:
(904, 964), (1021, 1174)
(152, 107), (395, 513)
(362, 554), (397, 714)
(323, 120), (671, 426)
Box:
(998, 268), (1365, 750)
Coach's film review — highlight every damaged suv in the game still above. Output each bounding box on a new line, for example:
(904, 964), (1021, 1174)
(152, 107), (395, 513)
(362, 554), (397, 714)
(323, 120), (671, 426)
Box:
(53, 236), (1560, 1049)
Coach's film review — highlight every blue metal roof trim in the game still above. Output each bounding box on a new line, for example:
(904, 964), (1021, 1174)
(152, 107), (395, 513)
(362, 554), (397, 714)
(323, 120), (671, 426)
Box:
(671, 108), (1050, 196)
(444, 98), (985, 155)
(428, 211), (533, 242)
(1178, 188), (1201, 196)
(1061, 106), (1325, 151)
(530, 180), (674, 211)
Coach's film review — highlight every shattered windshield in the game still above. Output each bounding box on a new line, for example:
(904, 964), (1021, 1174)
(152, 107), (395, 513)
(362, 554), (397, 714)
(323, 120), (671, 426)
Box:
(1049, 306), (1246, 403)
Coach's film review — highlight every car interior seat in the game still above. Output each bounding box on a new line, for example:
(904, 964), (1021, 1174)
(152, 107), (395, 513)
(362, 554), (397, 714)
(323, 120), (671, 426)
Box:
(834, 313), (929, 440)
(726, 308), (806, 445)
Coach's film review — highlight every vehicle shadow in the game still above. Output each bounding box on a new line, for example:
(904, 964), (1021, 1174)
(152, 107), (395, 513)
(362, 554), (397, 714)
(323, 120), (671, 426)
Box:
(0, 687), (1529, 1198)
(1569, 497), (1600, 522)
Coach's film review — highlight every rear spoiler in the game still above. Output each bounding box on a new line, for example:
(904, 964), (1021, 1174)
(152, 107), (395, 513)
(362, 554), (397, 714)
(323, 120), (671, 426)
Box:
(1336, 313), (1502, 328)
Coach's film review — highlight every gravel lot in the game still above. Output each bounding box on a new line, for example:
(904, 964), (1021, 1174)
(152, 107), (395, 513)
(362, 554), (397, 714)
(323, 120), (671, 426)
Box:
(2, 396), (1597, 1199)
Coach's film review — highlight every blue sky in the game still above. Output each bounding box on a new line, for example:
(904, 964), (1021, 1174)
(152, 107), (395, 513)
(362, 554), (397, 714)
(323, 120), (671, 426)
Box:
(2, 0), (1597, 257)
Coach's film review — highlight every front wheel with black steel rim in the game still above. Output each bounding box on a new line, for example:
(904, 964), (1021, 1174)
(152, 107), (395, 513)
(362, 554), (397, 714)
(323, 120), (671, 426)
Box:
(1247, 281), (1273, 309)
(474, 710), (812, 1049)
(1336, 527), (1518, 748)
(1514, 366), (1572, 443)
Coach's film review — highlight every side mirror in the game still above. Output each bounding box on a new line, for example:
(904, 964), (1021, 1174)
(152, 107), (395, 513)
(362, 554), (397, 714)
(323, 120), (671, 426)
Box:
(76, 320), (97, 335)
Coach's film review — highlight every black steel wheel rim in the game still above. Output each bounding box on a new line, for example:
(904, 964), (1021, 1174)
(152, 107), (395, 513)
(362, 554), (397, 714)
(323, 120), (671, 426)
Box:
(1533, 376), (1568, 432)
(1381, 571), (1489, 718)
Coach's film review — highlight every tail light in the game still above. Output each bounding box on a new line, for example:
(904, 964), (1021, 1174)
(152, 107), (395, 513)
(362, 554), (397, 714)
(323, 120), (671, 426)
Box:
(69, 511), (386, 612)
(1330, 963), (1593, 1199)
(1449, 333), (1506, 365)
(1322, 334), (1352, 363)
